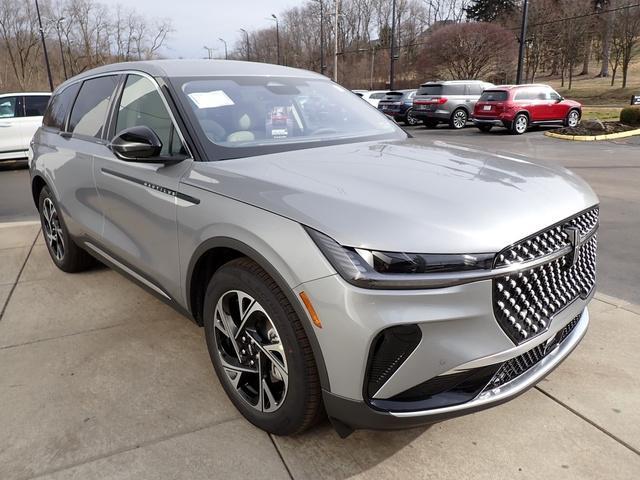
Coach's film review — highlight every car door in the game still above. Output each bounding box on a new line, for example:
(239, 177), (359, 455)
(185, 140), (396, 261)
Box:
(547, 89), (567, 121)
(93, 73), (192, 300)
(0, 96), (28, 155)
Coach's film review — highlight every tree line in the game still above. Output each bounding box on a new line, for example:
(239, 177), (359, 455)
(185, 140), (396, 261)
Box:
(1, 0), (639, 93)
(0, 0), (171, 91)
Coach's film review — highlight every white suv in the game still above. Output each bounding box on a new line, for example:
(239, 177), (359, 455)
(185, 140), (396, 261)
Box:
(0, 92), (51, 161)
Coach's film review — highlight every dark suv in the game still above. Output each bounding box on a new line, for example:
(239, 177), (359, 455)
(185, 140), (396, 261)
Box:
(413, 81), (493, 129)
(377, 90), (418, 125)
(473, 84), (582, 135)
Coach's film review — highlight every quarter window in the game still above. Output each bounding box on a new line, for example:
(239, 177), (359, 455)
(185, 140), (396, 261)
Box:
(25, 96), (50, 116)
(115, 75), (186, 157)
(43, 83), (80, 131)
(69, 75), (118, 138)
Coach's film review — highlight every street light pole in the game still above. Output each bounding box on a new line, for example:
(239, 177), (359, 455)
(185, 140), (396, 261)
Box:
(35, 0), (54, 91)
(54, 18), (67, 80)
(218, 38), (228, 60)
(312, 0), (325, 75)
(203, 46), (214, 59)
(516, 0), (529, 84)
(389, 0), (397, 90)
(271, 14), (280, 65)
(240, 28), (250, 61)
(333, 0), (339, 82)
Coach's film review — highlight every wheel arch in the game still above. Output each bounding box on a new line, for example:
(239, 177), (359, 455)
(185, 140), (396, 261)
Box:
(186, 236), (331, 391)
(31, 174), (48, 211)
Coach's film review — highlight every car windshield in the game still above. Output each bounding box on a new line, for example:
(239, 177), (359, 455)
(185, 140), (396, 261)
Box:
(479, 90), (508, 102)
(176, 76), (403, 160)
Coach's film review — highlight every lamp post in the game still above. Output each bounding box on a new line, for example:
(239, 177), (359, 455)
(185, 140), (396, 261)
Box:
(333, 0), (339, 82)
(516, 0), (529, 84)
(35, 0), (54, 91)
(389, 0), (397, 90)
(203, 46), (214, 59)
(218, 37), (228, 60)
(311, 0), (325, 75)
(271, 14), (280, 65)
(240, 28), (250, 61)
(53, 17), (67, 80)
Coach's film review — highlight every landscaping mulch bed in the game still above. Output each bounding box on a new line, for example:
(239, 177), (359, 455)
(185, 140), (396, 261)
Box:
(553, 122), (637, 136)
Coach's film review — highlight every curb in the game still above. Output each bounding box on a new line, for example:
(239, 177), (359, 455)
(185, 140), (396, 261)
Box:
(545, 128), (640, 142)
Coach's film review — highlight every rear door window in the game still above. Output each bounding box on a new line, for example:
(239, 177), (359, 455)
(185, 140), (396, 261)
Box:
(479, 91), (508, 102)
(69, 75), (119, 139)
(0, 96), (22, 118)
(442, 84), (466, 95)
(417, 85), (443, 96)
(514, 88), (537, 101)
(466, 84), (484, 96)
(43, 83), (81, 131)
(24, 96), (50, 117)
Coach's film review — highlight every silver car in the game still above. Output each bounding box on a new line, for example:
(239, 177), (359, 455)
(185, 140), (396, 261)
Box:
(30, 60), (598, 437)
(413, 80), (494, 129)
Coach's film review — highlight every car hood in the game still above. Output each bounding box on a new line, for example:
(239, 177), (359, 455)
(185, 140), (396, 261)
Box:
(185, 139), (598, 253)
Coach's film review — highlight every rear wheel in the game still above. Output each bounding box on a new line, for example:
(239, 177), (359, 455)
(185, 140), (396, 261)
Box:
(203, 258), (322, 435)
(565, 109), (581, 127)
(38, 186), (95, 272)
(510, 113), (529, 135)
(449, 108), (468, 129)
(477, 125), (493, 133)
(404, 109), (419, 126)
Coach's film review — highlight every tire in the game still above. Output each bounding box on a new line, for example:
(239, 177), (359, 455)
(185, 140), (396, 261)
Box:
(510, 113), (529, 135)
(38, 186), (95, 273)
(404, 109), (419, 126)
(565, 109), (581, 127)
(477, 125), (493, 133)
(203, 258), (322, 436)
(449, 108), (468, 129)
(423, 119), (439, 129)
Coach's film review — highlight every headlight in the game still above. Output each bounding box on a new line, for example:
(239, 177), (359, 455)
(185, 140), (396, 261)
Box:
(305, 227), (494, 289)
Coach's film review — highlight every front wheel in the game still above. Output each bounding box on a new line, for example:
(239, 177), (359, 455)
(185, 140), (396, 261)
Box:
(449, 109), (468, 129)
(203, 258), (322, 436)
(404, 109), (419, 126)
(565, 109), (581, 127)
(510, 113), (529, 135)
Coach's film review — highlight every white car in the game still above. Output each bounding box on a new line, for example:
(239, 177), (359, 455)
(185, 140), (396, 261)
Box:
(0, 92), (51, 161)
(359, 90), (387, 108)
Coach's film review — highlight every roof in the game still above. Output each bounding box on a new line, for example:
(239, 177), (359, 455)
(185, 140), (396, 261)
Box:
(419, 80), (490, 86)
(491, 84), (552, 90)
(57, 59), (325, 91)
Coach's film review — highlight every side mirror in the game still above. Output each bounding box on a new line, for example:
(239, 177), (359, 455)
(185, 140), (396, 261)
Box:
(109, 126), (163, 161)
(555, 96), (564, 103)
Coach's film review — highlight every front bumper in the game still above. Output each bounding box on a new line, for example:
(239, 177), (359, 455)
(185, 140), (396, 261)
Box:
(322, 307), (588, 432)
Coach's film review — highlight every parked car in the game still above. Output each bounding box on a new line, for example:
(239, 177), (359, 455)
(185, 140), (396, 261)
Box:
(413, 80), (494, 129)
(359, 90), (387, 108)
(377, 90), (419, 125)
(473, 84), (582, 135)
(0, 92), (51, 161)
(30, 60), (598, 437)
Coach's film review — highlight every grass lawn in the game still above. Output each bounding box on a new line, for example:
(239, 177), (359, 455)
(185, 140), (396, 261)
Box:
(581, 107), (622, 121)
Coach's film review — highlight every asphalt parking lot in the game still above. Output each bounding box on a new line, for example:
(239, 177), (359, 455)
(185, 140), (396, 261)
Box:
(1, 128), (639, 479)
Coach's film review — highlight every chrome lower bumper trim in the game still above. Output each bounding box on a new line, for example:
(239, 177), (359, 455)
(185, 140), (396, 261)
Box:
(390, 307), (589, 418)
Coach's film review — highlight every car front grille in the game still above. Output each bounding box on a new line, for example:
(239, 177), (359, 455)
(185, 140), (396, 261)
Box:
(493, 207), (598, 344)
(486, 312), (582, 390)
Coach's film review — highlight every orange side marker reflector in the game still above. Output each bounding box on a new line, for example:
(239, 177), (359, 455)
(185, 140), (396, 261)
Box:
(299, 291), (322, 329)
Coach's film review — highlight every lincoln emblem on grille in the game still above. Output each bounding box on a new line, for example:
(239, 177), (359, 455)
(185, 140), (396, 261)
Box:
(563, 226), (582, 268)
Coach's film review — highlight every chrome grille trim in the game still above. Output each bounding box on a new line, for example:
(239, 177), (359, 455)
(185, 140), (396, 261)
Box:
(492, 207), (598, 344)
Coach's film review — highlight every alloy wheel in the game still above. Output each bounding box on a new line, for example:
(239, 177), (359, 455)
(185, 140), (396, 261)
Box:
(452, 110), (467, 129)
(405, 110), (419, 126)
(213, 290), (288, 413)
(42, 197), (65, 261)
(515, 115), (528, 134)
(567, 110), (580, 127)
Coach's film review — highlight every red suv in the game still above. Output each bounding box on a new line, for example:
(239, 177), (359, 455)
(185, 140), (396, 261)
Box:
(473, 84), (581, 135)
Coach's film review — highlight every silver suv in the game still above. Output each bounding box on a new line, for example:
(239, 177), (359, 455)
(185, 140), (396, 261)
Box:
(413, 80), (494, 129)
(30, 61), (598, 437)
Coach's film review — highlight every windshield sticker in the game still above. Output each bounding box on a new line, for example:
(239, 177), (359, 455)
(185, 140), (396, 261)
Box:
(266, 106), (295, 139)
(188, 90), (234, 109)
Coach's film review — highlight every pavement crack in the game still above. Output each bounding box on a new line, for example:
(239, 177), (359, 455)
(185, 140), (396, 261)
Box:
(0, 230), (39, 322)
(535, 386), (640, 457)
(269, 434), (295, 480)
(0, 322), (128, 351)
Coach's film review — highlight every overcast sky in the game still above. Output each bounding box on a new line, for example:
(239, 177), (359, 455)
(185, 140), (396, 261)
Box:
(125, 0), (300, 59)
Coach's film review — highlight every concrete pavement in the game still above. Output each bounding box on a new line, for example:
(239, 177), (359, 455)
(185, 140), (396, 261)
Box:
(1, 222), (639, 480)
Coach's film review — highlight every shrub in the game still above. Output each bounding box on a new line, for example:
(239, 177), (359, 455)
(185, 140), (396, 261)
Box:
(620, 107), (640, 126)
